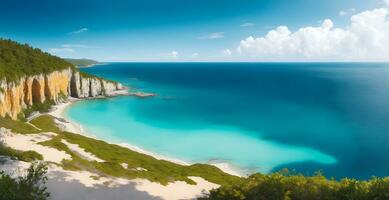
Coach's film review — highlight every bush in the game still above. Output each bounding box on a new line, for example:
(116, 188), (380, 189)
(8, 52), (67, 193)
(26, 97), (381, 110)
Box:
(200, 172), (389, 200)
(21, 100), (55, 120)
(0, 162), (50, 200)
(0, 145), (43, 162)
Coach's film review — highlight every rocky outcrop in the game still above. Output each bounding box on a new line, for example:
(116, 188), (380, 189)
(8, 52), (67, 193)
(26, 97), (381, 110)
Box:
(0, 67), (123, 119)
(70, 72), (123, 98)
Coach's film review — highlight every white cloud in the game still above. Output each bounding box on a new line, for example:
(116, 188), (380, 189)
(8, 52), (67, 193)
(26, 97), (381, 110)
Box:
(241, 22), (255, 27)
(385, 0), (389, 6)
(161, 50), (179, 59)
(199, 32), (224, 39)
(339, 8), (357, 16)
(222, 49), (232, 56)
(192, 53), (199, 57)
(69, 28), (88, 34)
(171, 50), (178, 58)
(49, 48), (75, 54)
(238, 8), (389, 61)
(339, 11), (347, 16)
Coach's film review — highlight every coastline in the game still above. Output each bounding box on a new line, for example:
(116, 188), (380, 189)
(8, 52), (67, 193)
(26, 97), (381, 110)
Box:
(76, 63), (105, 68)
(50, 98), (244, 177)
(1, 94), (225, 200)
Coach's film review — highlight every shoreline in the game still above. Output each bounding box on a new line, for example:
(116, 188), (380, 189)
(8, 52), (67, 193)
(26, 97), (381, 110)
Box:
(2, 95), (225, 200)
(49, 98), (244, 177)
(76, 63), (106, 68)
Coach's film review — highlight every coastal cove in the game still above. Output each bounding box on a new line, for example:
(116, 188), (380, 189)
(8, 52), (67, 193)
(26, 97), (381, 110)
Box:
(65, 62), (389, 179)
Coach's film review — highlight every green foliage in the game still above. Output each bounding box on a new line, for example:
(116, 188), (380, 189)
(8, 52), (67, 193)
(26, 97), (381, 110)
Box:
(0, 144), (43, 162)
(0, 162), (50, 200)
(57, 92), (68, 102)
(65, 58), (100, 67)
(0, 117), (39, 134)
(20, 100), (55, 120)
(29, 115), (61, 133)
(0, 39), (74, 82)
(200, 172), (389, 200)
(30, 115), (241, 185)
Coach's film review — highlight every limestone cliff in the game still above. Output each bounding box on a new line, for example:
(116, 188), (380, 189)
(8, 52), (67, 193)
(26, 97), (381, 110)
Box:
(0, 67), (123, 119)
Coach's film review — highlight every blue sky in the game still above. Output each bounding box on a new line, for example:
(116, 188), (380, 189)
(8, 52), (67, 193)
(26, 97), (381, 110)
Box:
(0, 0), (387, 61)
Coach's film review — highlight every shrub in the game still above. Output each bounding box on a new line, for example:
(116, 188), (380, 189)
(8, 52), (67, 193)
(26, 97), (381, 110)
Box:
(200, 172), (389, 200)
(0, 162), (50, 200)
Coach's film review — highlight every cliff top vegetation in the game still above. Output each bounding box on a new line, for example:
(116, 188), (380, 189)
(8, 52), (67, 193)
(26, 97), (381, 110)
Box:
(0, 39), (73, 82)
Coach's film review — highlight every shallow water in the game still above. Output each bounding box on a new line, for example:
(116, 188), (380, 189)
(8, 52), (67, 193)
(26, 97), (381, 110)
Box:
(66, 62), (389, 179)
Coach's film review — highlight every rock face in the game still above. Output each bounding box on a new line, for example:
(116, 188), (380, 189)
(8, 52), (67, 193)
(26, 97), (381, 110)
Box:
(0, 67), (123, 119)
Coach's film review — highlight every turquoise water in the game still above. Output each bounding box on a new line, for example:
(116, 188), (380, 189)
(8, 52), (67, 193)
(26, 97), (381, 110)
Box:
(66, 63), (389, 179)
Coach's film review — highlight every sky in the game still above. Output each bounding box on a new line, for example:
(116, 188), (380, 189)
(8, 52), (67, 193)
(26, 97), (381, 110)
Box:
(0, 0), (388, 62)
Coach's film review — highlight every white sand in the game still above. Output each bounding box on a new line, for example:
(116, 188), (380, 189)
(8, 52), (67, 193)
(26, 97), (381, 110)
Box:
(50, 101), (84, 134)
(134, 177), (219, 200)
(212, 162), (246, 177)
(0, 129), (71, 163)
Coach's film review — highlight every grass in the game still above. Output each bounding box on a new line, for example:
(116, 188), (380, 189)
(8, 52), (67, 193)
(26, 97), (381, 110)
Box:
(30, 115), (241, 185)
(30, 115), (61, 133)
(0, 145), (43, 162)
(0, 117), (40, 134)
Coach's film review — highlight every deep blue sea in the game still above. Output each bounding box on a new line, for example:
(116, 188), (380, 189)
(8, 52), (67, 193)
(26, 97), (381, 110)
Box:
(66, 62), (389, 179)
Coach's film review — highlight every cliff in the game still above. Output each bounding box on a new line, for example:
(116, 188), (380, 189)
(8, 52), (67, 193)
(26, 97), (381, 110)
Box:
(0, 67), (123, 119)
(0, 39), (124, 120)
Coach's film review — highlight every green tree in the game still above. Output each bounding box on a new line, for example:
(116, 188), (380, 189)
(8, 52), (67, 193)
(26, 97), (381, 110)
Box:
(0, 162), (50, 200)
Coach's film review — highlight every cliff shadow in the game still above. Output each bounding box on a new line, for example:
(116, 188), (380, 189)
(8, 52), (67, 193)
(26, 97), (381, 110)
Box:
(32, 78), (43, 104)
(47, 170), (161, 200)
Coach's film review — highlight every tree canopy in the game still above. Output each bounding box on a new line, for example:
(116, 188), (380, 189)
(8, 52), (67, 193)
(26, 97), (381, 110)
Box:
(200, 171), (389, 200)
(0, 39), (73, 82)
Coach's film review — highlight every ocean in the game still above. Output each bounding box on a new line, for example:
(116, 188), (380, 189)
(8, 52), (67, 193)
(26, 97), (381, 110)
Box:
(66, 62), (389, 179)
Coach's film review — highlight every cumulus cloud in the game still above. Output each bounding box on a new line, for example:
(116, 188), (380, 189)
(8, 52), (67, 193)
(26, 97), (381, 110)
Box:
(69, 28), (88, 34)
(238, 8), (389, 61)
(241, 22), (255, 27)
(199, 32), (224, 39)
(222, 49), (232, 56)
